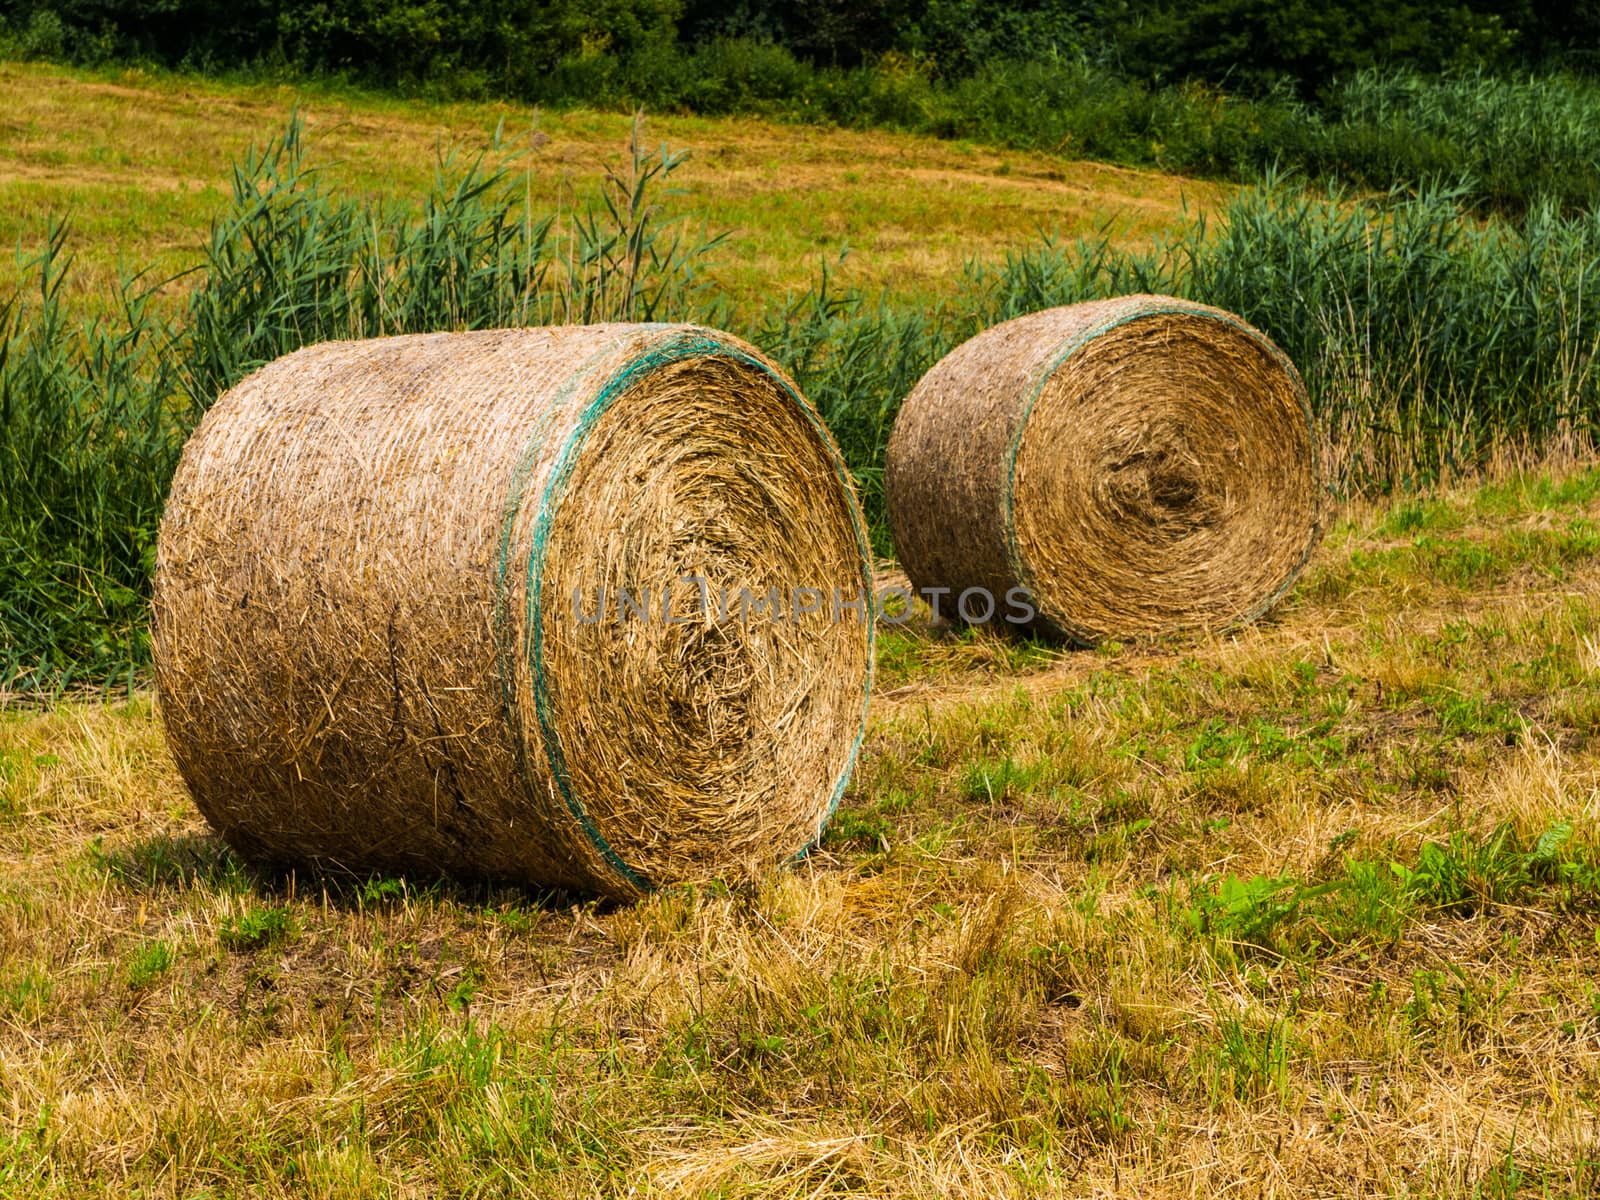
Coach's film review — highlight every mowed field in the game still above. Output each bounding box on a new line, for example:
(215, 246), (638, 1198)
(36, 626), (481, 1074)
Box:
(4, 66), (1600, 1199)
(0, 62), (1220, 314)
(5, 472), (1600, 1197)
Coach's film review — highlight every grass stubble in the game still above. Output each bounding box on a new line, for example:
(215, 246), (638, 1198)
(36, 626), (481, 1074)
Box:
(2, 468), (1599, 1197)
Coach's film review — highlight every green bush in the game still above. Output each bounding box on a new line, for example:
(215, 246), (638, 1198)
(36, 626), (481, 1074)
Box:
(1, 0), (686, 90)
(1312, 70), (1600, 213)
(5, 4), (1600, 213)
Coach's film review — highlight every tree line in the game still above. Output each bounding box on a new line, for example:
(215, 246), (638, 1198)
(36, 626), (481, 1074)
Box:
(4, 1), (1596, 100)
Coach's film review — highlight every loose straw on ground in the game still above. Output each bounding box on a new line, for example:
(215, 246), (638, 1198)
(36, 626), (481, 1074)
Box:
(153, 325), (873, 899)
(886, 296), (1323, 644)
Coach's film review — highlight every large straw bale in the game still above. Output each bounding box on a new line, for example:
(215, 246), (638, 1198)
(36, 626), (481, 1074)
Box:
(886, 296), (1322, 643)
(153, 325), (873, 899)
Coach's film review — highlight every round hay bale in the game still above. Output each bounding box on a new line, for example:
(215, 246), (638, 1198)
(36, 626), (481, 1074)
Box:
(885, 296), (1323, 644)
(153, 325), (873, 900)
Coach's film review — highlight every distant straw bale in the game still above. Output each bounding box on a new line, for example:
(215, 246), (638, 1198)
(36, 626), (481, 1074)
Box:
(886, 295), (1323, 643)
(153, 325), (873, 899)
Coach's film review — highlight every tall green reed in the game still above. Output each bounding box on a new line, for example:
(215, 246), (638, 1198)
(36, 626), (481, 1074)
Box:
(762, 178), (1600, 541)
(183, 113), (724, 410)
(0, 225), (187, 690)
(1, 114), (725, 692)
(1316, 70), (1600, 215)
(1176, 182), (1600, 489)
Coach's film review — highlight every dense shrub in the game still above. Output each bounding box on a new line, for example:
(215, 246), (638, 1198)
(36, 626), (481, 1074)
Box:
(1311, 70), (1600, 214)
(0, 0), (686, 90)
(4, 3), (1599, 213)
(7, 1), (1591, 89)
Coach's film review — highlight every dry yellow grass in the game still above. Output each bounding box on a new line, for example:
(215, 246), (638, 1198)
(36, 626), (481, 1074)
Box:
(3, 467), (1599, 1196)
(0, 62), (1224, 314)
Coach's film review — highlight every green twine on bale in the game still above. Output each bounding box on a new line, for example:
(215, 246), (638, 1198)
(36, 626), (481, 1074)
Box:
(156, 324), (873, 900)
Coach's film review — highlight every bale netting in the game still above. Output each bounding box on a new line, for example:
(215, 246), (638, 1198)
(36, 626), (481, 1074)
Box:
(885, 296), (1323, 644)
(153, 325), (874, 900)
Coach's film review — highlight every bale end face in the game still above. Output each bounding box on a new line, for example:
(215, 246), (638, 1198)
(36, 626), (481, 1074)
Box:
(154, 325), (873, 899)
(887, 297), (1323, 644)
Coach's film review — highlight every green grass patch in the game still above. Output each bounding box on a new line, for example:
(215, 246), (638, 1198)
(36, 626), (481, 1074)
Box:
(1377, 497), (1466, 537)
(1185, 819), (1600, 962)
(0, 967), (52, 1021)
(218, 904), (296, 953)
(1474, 466), (1600, 516)
(89, 832), (248, 891)
(125, 940), (174, 990)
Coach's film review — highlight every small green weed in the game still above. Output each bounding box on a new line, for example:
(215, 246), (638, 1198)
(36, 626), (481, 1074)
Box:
(960, 755), (1050, 803)
(1203, 1012), (1292, 1104)
(444, 966), (483, 1013)
(1183, 717), (1348, 773)
(1421, 537), (1506, 588)
(218, 905), (296, 953)
(357, 876), (408, 908)
(1394, 822), (1595, 913)
(1182, 821), (1594, 955)
(1, 968), (53, 1020)
(126, 940), (174, 990)
(1427, 689), (1520, 739)
(1187, 873), (1336, 947)
(1403, 965), (1516, 1050)
(823, 806), (894, 849)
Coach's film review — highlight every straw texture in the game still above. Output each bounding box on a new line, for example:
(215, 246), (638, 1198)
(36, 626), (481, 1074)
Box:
(153, 325), (873, 899)
(886, 296), (1322, 644)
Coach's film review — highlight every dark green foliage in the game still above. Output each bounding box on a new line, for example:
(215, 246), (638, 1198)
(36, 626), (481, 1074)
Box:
(5, 4), (1600, 214)
(1106, 0), (1527, 96)
(548, 53), (1600, 218)
(678, 0), (1092, 74)
(0, 0), (686, 92)
(1313, 70), (1600, 214)
(3, 1), (1587, 87)
(11, 1), (1579, 89)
